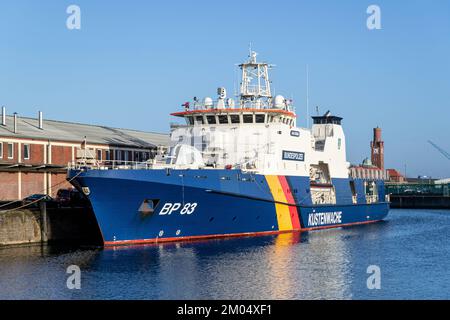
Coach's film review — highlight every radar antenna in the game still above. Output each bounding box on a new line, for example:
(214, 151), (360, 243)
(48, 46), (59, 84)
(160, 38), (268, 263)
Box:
(239, 50), (274, 109)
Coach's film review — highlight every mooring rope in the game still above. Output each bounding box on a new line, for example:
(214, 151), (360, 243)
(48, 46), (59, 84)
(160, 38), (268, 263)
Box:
(0, 170), (84, 213)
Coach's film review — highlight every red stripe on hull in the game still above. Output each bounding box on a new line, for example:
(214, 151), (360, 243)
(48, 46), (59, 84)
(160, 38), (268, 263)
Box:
(277, 176), (301, 230)
(104, 230), (290, 246)
(103, 220), (382, 247)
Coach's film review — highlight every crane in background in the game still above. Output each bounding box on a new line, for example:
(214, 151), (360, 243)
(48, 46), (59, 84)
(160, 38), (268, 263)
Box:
(428, 140), (450, 161)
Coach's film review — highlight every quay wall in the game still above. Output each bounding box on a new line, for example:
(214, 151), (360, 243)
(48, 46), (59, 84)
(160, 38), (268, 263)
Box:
(0, 210), (42, 246)
(0, 207), (101, 247)
(390, 195), (450, 209)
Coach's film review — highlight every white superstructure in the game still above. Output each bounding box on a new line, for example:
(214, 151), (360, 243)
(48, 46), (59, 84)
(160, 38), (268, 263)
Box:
(169, 51), (350, 183)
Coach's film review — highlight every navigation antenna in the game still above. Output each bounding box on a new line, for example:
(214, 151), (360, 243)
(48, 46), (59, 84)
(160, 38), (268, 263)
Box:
(239, 49), (274, 109)
(306, 64), (310, 128)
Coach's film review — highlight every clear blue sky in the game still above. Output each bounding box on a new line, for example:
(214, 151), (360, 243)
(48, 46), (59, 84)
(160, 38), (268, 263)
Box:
(1, 0), (449, 178)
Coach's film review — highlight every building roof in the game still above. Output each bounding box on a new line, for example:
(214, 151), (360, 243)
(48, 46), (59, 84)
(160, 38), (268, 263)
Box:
(386, 169), (404, 177)
(351, 165), (383, 171)
(0, 114), (169, 149)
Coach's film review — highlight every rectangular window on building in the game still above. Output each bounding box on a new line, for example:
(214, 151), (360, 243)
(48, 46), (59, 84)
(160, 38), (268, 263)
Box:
(0, 143), (3, 159)
(23, 144), (30, 160)
(105, 150), (110, 161)
(7, 143), (13, 159)
(97, 149), (102, 161)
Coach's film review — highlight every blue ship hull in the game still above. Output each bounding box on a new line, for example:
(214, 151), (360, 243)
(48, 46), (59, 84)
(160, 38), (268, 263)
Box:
(68, 169), (389, 246)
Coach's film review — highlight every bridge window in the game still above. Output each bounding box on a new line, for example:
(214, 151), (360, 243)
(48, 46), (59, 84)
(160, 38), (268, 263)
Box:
(255, 114), (265, 123)
(186, 116), (194, 125)
(206, 115), (217, 124)
(243, 114), (253, 123)
(195, 116), (204, 124)
(230, 115), (240, 124)
(218, 115), (228, 124)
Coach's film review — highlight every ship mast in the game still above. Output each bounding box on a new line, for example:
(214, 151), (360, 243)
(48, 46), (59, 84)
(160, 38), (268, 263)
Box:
(239, 50), (273, 109)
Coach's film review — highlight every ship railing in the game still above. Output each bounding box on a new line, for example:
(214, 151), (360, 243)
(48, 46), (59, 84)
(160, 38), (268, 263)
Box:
(184, 99), (293, 112)
(68, 159), (170, 171)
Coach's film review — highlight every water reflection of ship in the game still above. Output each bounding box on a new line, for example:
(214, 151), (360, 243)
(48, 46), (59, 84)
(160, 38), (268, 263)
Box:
(257, 230), (353, 299)
(263, 233), (303, 299)
(103, 234), (304, 299)
(95, 230), (354, 299)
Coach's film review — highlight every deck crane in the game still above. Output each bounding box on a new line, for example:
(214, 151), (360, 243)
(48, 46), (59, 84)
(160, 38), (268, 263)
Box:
(428, 140), (450, 161)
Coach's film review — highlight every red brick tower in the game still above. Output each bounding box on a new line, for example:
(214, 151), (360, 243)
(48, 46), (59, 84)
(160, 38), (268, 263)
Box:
(371, 127), (384, 170)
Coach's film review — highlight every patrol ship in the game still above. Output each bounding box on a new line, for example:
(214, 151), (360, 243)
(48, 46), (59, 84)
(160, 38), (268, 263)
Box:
(68, 51), (389, 246)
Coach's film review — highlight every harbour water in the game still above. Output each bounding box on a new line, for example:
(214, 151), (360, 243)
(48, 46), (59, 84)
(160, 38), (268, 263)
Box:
(0, 209), (449, 300)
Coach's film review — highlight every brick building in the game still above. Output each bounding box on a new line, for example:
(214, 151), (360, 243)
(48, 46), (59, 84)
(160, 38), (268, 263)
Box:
(350, 127), (388, 180)
(386, 169), (405, 183)
(371, 127), (384, 170)
(0, 110), (169, 201)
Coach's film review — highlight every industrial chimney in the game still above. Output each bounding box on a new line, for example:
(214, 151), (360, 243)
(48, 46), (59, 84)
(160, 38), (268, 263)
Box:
(38, 111), (43, 130)
(1, 106), (5, 126)
(13, 112), (18, 134)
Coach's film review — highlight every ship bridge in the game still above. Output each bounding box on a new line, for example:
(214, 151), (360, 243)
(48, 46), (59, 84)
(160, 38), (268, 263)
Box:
(162, 50), (307, 172)
(171, 108), (296, 127)
(172, 50), (297, 128)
